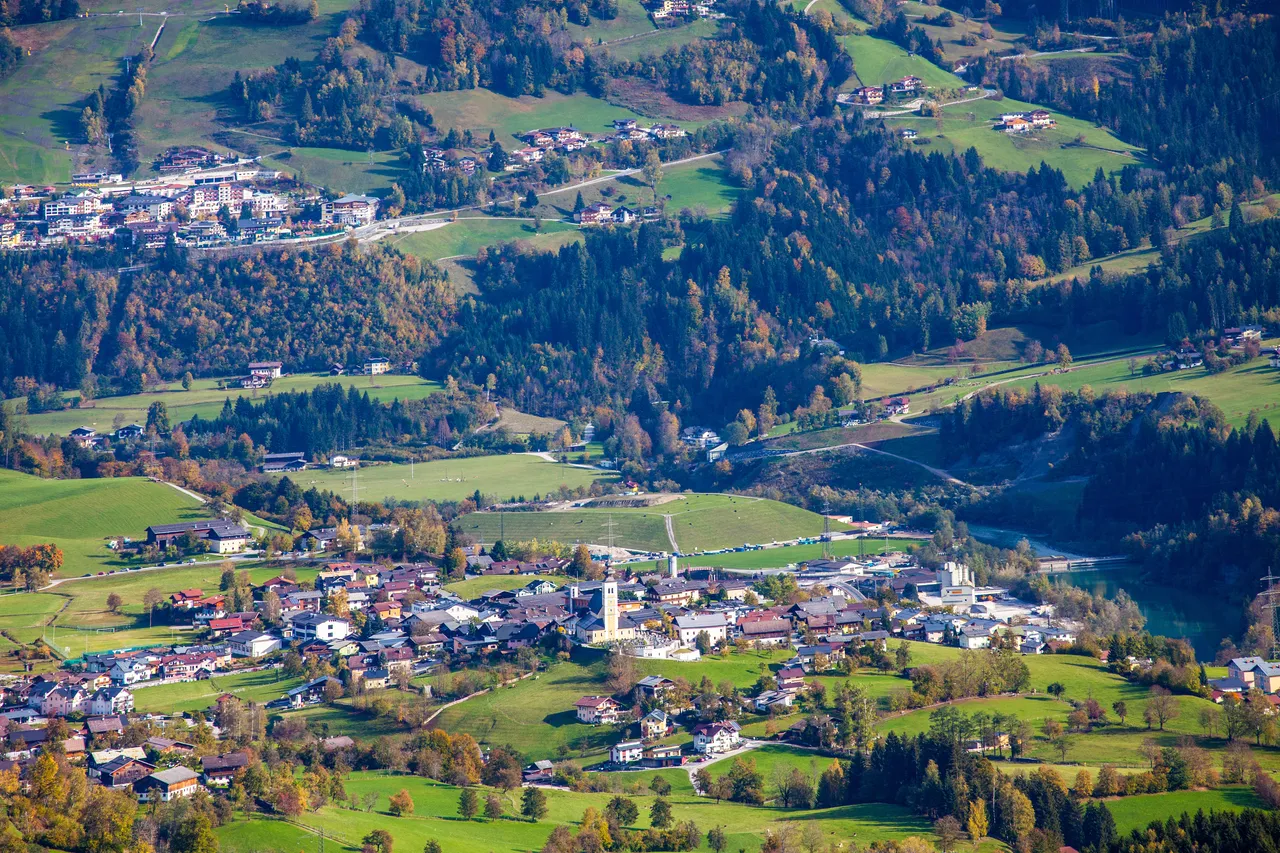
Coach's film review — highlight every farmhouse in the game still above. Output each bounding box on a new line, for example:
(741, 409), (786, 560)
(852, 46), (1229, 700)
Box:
(364, 357), (391, 375)
(574, 695), (623, 725)
(201, 752), (250, 786)
(145, 521), (251, 553)
(136, 766), (201, 802)
(248, 361), (283, 378)
(889, 75), (922, 94)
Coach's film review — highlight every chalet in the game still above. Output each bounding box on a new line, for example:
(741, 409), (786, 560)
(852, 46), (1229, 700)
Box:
(613, 118), (639, 131)
(114, 423), (145, 440)
(900, 128), (918, 140)
(329, 454), (359, 469)
(574, 695), (623, 725)
(207, 615), (252, 637)
(640, 709), (673, 739)
(884, 397), (910, 416)
(364, 357), (391, 376)
(69, 426), (100, 448)
(282, 676), (342, 709)
(692, 720), (741, 754)
(576, 202), (615, 225)
(322, 194), (379, 227)
(648, 580), (703, 607)
(739, 616), (791, 646)
(611, 739), (645, 764)
(776, 666), (806, 693)
(97, 756), (155, 789)
(612, 205), (638, 224)
(852, 86), (883, 105)
(201, 752), (250, 786)
(889, 75), (921, 93)
(248, 361), (283, 378)
(1001, 116), (1031, 134)
(650, 123), (686, 139)
(136, 766), (201, 802)
(88, 687), (134, 716)
(145, 736), (196, 754)
(524, 760), (556, 783)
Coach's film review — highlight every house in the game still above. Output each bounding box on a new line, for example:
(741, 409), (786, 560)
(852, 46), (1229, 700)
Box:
(88, 687), (134, 716)
(97, 756), (156, 789)
(650, 123), (686, 139)
(322, 194), (379, 227)
(673, 613), (728, 647)
(1002, 116), (1031, 134)
(635, 675), (675, 699)
(889, 75), (921, 93)
(228, 630), (281, 658)
(283, 676), (342, 709)
(643, 743), (684, 767)
(900, 128), (918, 140)
(611, 740), (645, 764)
(884, 397), (910, 416)
(248, 361), (283, 379)
(852, 86), (883, 105)
(692, 720), (741, 754)
(681, 427), (722, 449)
(43, 684), (87, 716)
(740, 616), (791, 646)
(576, 202), (615, 225)
(136, 766), (201, 802)
(755, 690), (794, 712)
(640, 709), (673, 739)
(329, 454), (359, 469)
(69, 426), (99, 448)
(364, 357), (391, 376)
(524, 760), (556, 783)
(114, 423), (145, 440)
(1229, 658), (1280, 694)
(372, 601), (402, 621)
(613, 119), (639, 131)
(1028, 109), (1054, 127)
(201, 752), (250, 786)
(776, 666), (806, 693)
(574, 695), (623, 725)
(290, 613), (351, 642)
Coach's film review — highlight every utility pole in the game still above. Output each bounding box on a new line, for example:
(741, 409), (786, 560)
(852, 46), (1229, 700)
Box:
(1261, 569), (1280, 660)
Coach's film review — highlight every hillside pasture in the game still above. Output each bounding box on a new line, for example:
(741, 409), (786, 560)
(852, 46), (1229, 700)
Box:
(456, 509), (673, 553)
(259, 147), (405, 195)
(132, 667), (303, 714)
(389, 218), (581, 262)
(415, 90), (659, 149)
(0, 469), (206, 578)
(10, 373), (442, 437)
(291, 455), (617, 505)
(678, 537), (926, 571)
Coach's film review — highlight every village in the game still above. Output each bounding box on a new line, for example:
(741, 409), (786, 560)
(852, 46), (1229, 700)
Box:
(7, 507), (1266, 809)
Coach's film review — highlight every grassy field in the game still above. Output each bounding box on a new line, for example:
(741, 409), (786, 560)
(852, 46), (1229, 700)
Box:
(535, 155), (739, 221)
(415, 90), (671, 150)
(568, 0), (657, 44)
(219, 770), (956, 853)
(457, 494), (848, 554)
(389, 218), (581, 262)
(678, 537), (926, 571)
(840, 31), (966, 91)
(886, 94), (1143, 187)
(593, 18), (721, 62)
(1104, 787), (1264, 833)
(443, 574), (563, 600)
(0, 469), (206, 577)
(899, 1), (1028, 59)
(1003, 353), (1280, 428)
(8, 373), (442, 437)
(291, 455), (617, 506)
(260, 147), (405, 195)
(132, 667), (304, 714)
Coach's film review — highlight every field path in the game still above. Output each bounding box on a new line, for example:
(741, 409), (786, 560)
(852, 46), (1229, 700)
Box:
(158, 479), (207, 504)
(664, 514), (678, 552)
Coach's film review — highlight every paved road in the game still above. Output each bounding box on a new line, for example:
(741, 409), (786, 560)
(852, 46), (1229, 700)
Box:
(685, 739), (763, 791)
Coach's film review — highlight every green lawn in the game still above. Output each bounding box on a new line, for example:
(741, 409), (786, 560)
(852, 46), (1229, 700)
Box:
(389, 218), (581, 262)
(415, 90), (664, 150)
(568, 0), (657, 44)
(538, 156), (739, 221)
(886, 95), (1144, 187)
(841, 31), (967, 92)
(1003, 353), (1280, 428)
(593, 18), (721, 61)
(9, 373), (442, 437)
(0, 469), (207, 577)
(457, 508), (674, 552)
(292, 455), (617, 506)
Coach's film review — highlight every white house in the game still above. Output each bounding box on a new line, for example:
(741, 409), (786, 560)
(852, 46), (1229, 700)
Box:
(88, 687), (134, 716)
(754, 690), (794, 713)
(574, 695), (623, 725)
(290, 613), (351, 642)
(673, 613), (729, 647)
(692, 720), (741, 754)
(228, 630), (281, 658)
(610, 740), (644, 764)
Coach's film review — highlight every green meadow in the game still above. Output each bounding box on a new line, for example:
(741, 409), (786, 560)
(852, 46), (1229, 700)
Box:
(415, 90), (659, 149)
(457, 494), (847, 553)
(260, 147), (405, 195)
(592, 18), (722, 62)
(132, 667), (304, 714)
(677, 537), (926, 571)
(840, 31), (967, 92)
(886, 95), (1143, 187)
(8, 373), (441, 437)
(290, 455), (618, 506)
(389, 218), (581, 262)
(0, 469), (206, 578)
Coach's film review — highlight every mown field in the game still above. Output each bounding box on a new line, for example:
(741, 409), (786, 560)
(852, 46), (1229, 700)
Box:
(292, 455), (617, 506)
(415, 90), (659, 149)
(9, 373), (442, 437)
(592, 18), (721, 62)
(260, 147), (404, 195)
(840, 30), (966, 91)
(0, 469), (206, 578)
(457, 494), (847, 554)
(537, 155), (739, 221)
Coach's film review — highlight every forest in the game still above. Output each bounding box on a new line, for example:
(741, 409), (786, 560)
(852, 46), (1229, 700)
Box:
(0, 243), (453, 397)
(0, 0), (77, 26)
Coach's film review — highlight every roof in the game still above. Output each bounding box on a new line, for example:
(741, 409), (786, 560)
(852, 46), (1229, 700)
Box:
(673, 614), (728, 630)
(574, 695), (616, 708)
(148, 766), (200, 786)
